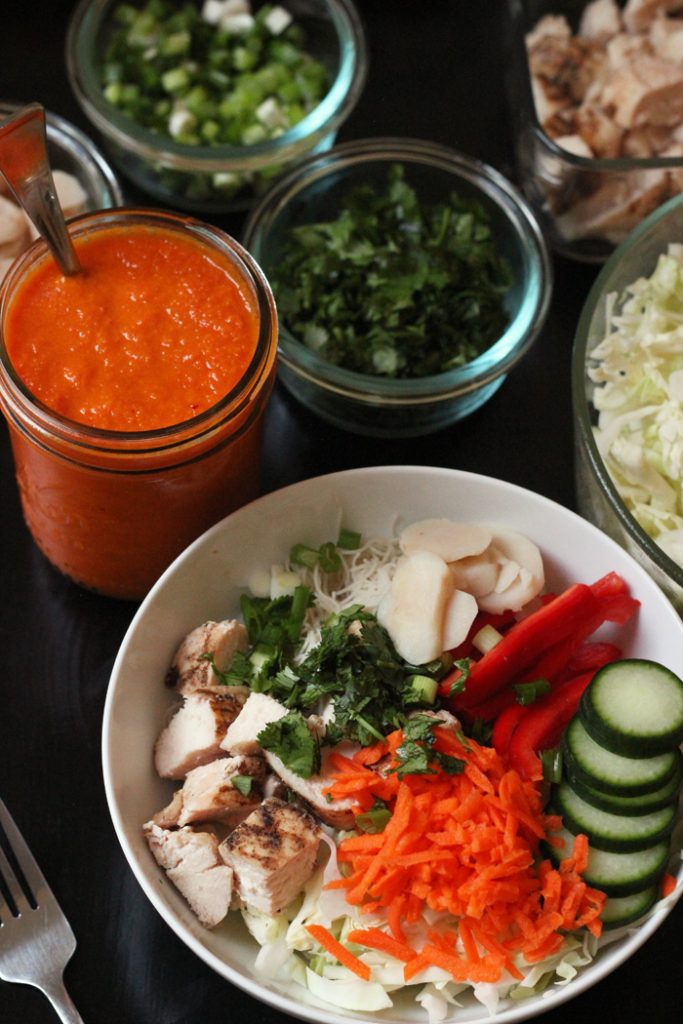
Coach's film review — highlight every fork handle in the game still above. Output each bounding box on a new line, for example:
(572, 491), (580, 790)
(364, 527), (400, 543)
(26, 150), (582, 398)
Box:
(39, 977), (85, 1024)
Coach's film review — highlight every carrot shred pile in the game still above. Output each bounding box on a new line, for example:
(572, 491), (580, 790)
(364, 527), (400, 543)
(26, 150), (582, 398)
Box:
(324, 725), (606, 986)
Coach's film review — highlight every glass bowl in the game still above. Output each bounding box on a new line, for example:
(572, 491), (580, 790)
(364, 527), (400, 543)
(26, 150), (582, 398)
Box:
(0, 100), (122, 211)
(507, 0), (683, 263)
(242, 137), (552, 438)
(572, 192), (683, 613)
(65, 0), (367, 213)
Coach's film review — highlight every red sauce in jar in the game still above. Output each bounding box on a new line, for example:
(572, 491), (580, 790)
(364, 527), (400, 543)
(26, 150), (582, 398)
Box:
(0, 214), (277, 600)
(5, 225), (259, 430)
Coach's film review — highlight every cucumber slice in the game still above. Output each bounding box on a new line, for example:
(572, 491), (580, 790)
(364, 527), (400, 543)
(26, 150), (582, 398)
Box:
(563, 718), (680, 796)
(553, 780), (677, 852)
(565, 758), (683, 817)
(601, 886), (659, 929)
(548, 826), (670, 896)
(581, 660), (683, 757)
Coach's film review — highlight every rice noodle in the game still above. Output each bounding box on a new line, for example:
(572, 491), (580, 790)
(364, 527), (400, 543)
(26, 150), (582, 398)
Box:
(289, 535), (400, 661)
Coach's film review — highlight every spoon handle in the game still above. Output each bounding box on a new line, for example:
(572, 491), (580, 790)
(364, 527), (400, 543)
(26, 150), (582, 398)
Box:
(0, 103), (81, 276)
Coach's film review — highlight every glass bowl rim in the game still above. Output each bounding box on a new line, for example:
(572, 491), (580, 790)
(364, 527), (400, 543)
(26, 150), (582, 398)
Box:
(0, 207), (277, 450)
(65, 0), (368, 173)
(0, 99), (124, 205)
(508, 0), (683, 173)
(243, 135), (553, 407)
(571, 189), (683, 590)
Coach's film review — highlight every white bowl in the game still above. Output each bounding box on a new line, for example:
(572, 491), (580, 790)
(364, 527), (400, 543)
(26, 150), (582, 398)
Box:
(103, 465), (683, 1024)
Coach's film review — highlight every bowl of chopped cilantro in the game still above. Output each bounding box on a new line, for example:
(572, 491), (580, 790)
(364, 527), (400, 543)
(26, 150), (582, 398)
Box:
(66, 0), (367, 212)
(243, 137), (553, 436)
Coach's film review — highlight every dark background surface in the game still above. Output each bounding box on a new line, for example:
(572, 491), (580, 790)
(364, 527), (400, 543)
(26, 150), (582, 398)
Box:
(0, 1), (679, 1022)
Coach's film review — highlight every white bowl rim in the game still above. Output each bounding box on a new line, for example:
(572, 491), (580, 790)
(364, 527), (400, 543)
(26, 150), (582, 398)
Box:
(102, 464), (683, 1024)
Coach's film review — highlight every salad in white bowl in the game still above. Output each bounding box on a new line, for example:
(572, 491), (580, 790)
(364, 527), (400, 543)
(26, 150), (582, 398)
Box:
(103, 466), (683, 1024)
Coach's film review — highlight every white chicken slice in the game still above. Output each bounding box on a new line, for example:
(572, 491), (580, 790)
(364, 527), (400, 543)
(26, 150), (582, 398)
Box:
(220, 691), (289, 755)
(154, 686), (249, 779)
(167, 619), (248, 696)
(219, 797), (320, 916)
(144, 823), (233, 928)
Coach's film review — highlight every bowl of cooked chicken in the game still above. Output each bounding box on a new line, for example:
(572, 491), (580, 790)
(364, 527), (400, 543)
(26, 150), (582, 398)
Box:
(103, 465), (683, 1024)
(507, 0), (683, 261)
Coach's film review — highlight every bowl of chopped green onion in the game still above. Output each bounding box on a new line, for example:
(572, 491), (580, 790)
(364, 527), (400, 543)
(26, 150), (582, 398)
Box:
(66, 0), (367, 212)
(242, 137), (553, 437)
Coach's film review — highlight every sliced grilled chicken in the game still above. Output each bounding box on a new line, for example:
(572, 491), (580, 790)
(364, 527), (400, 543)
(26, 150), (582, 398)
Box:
(144, 823), (233, 928)
(175, 755), (265, 828)
(166, 619), (248, 695)
(220, 691), (289, 755)
(263, 744), (356, 829)
(219, 797), (320, 915)
(154, 685), (249, 779)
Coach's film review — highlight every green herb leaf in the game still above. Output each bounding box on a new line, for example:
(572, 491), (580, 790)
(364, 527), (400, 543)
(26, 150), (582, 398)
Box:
(355, 802), (392, 834)
(272, 164), (513, 379)
(257, 711), (321, 778)
(231, 775), (255, 796)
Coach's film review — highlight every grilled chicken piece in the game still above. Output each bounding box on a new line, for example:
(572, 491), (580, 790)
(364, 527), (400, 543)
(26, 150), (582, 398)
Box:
(219, 797), (320, 915)
(623, 0), (683, 33)
(220, 691), (288, 755)
(152, 789), (185, 829)
(601, 56), (683, 128)
(175, 755), (265, 828)
(154, 686), (249, 779)
(144, 823), (233, 928)
(557, 168), (669, 243)
(263, 745), (356, 829)
(580, 0), (623, 42)
(166, 619), (248, 696)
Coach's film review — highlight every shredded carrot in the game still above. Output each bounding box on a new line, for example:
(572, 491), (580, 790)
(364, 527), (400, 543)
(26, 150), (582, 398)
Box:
(347, 927), (416, 963)
(325, 725), (606, 986)
(305, 924), (371, 982)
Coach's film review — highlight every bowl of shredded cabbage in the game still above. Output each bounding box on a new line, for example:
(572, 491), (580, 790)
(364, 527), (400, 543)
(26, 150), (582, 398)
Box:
(103, 465), (683, 1024)
(573, 192), (683, 614)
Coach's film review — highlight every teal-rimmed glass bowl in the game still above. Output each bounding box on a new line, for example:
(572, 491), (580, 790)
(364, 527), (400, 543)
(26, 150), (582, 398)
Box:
(243, 137), (553, 437)
(66, 0), (367, 212)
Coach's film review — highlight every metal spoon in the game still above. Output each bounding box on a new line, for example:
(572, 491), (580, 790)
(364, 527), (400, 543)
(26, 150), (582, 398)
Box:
(0, 103), (81, 276)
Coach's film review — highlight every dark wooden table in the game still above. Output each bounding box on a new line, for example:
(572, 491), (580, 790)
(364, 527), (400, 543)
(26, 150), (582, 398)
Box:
(1, 1), (679, 1021)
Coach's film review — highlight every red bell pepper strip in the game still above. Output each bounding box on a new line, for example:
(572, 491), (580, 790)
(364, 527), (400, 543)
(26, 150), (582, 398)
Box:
(465, 686), (518, 722)
(507, 670), (596, 781)
(492, 702), (528, 757)
(444, 583), (600, 711)
(563, 641), (622, 676)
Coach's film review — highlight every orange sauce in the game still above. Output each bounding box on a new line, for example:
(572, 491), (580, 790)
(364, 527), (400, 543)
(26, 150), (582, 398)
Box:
(5, 226), (259, 430)
(0, 217), (277, 599)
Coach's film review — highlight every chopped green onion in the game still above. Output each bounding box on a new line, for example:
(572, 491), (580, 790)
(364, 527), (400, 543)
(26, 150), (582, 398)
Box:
(289, 544), (319, 569)
(318, 541), (343, 574)
(472, 624), (503, 655)
(540, 747), (563, 784)
(513, 678), (551, 705)
(337, 527), (361, 550)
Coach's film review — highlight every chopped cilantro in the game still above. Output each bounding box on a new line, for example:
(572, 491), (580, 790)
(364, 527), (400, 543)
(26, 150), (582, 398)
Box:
(392, 714), (466, 779)
(272, 164), (513, 379)
(231, 775), (254, 796)
(257, 711), (321, 779)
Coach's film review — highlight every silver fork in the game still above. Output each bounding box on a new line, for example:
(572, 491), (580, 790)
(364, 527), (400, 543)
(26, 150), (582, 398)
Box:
(0, 798), (84, 1023)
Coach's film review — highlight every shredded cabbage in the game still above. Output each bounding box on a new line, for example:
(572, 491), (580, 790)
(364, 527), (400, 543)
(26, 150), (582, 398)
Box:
(589, 245), (683, 567)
